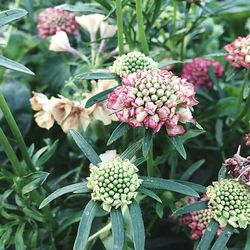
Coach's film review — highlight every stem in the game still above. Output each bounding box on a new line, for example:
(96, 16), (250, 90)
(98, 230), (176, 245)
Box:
(136, 0), (149, 55)
(116, 0), (125, 55)
(0, 128), (25, 176)
(147, 144), (154, 176)
(88, 223), (112, 242)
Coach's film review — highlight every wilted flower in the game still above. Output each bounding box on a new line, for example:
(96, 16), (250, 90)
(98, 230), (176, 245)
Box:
(225, 148), (250, 186)
(100, 22), (117, 39)
(107, 69), (198, 136)
(30, 92), (55, 130)
(224, 35), (250, 69)
(87, 80), (118, 125)
(87, 156), (143, 212)
(207, 179), (250, 228)
(37, 7), (78, 39)
(110, 52), (158, 77)
(177, 195), (223, 240)
(181, 58), (224, 88)
(76, 14), (105, 42)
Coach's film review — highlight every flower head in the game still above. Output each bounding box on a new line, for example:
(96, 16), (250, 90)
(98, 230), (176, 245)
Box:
(177, 195), (223, 240)
(181, 58), (224, 88)
(207, 179), (250, 228)
(37, 7), (78, 39)
(87, 157), (142, 212)
(110, 52), (158, 77)
(224, 35), (250, 69)
(107, 69), (198, 136)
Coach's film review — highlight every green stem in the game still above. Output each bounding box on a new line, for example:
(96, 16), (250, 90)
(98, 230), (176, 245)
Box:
(116, 0), (125, 55)
(147, 144), (154, 176)
(136, 0), (149, 55)
(0, 92), (36, 172)
(0, 128), (25, 176)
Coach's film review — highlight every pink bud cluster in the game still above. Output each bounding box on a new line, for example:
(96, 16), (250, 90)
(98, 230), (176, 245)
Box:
(107, 69), (198, 136)
(224, 35), (250, 69)
(38, 7), (79, 39)
(181, 58), (224, 89)
(178, 196), (223, 240)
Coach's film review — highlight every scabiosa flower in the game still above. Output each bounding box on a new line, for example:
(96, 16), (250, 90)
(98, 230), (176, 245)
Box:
(181, 58), (224, 88)
(37, 7), (78, 39)
(110, 52), (158, 77)
(87, 157), (143, 212)
(107, 69), (198, 136)
(224, 35), (250, 69)
(177, 196), (223, 240)
(207, 179), (250, 228)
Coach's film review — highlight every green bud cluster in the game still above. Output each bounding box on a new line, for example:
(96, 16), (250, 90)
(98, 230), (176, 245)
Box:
(207, 179), (250, 228)
(87, 157), (143, 212)
(195, 208), (214, 226)
(110, 52), (158, 77)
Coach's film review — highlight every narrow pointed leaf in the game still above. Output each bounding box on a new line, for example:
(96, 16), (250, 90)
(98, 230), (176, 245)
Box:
(244, 226), (250, 250)
(175, 180), (206, 194)
(168, 136), (186, 159)
(120, 139), (143, 160)
(15, 223), (25, 250)
(211, 224), (234, 250)
(197, 219), (219, 250)
(110, 209), (124, 250)
(138, 186), (162, 203)
(141, 177), (199, 197)
(107, 123), (130, 145)
(172, 200), (208, 216)
(39, 182), (88, 209)
(75, 71), (117, 80)
(218, 165), (227, 181)
(69, 129), (101, 165)
(180, 159), (205, 180)
(0, 9), (27, 27)
(158, 60), (183, 68)
(129, 200), (145, 250)
(73, 201), (99, 250)
(143, 129), (154, 158)
(133, 157), (146, 167)
(85, 86), (118, 108)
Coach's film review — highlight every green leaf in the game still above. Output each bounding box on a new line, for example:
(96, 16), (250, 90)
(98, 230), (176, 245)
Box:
(107, 123), (131, 145)
(75, 71), (117, 80)
(175, 180), (206, 194)
(36, 140), (58, 166)
(155, 202), (163, 218)
(168, 136), (186, 159)
(69, 129), (101, 165)
(0, 55), (34, 75)
(209, 66), (224, 98)
(73, 201), (99, 250)
(110, 209), (124, 250)
(180, 159), (205, 181)
(244, 226), (250, 250)
(197, 219), (219, 250)
(172, 200), (208, 216)
(60, 3), (105, 14)
(181, 129), (205, 143)
(215, 119), (223, 147)
(120, 139), (143, 160)
(0, 9), (27, 27)
(218, 165), (227, 181)
(85, 86), (118, 108)
(129, 200), (145, 250)
(138, 186), (162, 203)
(22, 171), (50, 195)
(39, 182), (88, 209)
(15, 223), (25, 250)
(133, 157), (146, 167)
(141, 177), (199, 197)
(143, 129), (154, 158)
(158, 60), (183, 69)
(211, 224), (234, 250)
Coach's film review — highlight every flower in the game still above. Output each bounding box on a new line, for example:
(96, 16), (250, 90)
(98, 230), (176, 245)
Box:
(177, 195), (223, 240)
(107, 69), (198, 136)
(87, 156), (143, 212)
(37, 7), (78, 39)
(181, 58), (224, 88)
(224, 35), (250, 69)
(87, 80), (118, 125)
(49, 31), (78, 54)
(75, 14), (105, 42)
(100, 22), (117, 39)
(110, 52), (158, 77)
(30, 92), (54, 130)
(206, 179), (250, 228)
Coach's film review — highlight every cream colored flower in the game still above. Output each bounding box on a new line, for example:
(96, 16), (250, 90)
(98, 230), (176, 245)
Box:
(30, 92), (54, 130)
(76, 14), (105, 41)
(100, 22), (117, 39)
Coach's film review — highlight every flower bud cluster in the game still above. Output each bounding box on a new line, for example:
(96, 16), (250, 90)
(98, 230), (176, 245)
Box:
(87, 157), (142, 212)
(207, 179), (250, 228)
(224, 35), (250, 69)
(107, 69), (198, 136)
(110, 52), (158, 77)
(38, 7), (79, 39)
